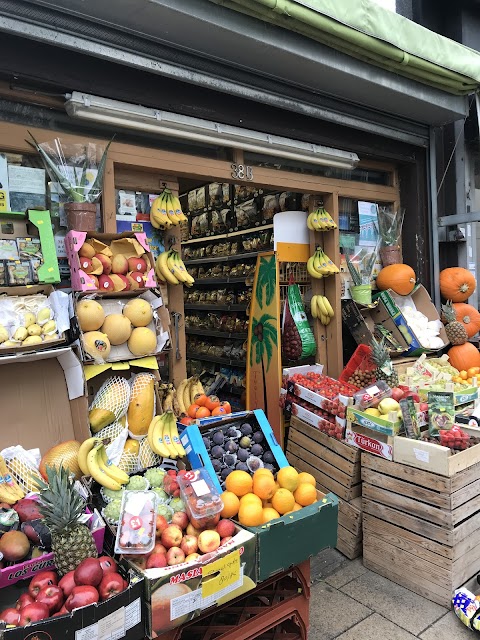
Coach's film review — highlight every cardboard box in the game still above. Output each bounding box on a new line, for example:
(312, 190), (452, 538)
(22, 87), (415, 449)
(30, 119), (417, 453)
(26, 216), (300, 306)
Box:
(0, 210), (60, 284)
(289, 402), (344, 439)
(0, 510), (105, 588)
(345, 423), (394, 460)
(341, 298), (409, 356)
(0, 284), (69, 357)
(417, 387), (478, 407)
(76, 290), (170, 365)
(347, 406), (402, 437)
(0, 559), (145, 640)
(65, 231), (156, 292)
(246, 490), (338, 582)
(0, 346), (88, 452)
(180, 410), (289, 493)
(375, 285), (449, 356)
(133, 526), (256, 635)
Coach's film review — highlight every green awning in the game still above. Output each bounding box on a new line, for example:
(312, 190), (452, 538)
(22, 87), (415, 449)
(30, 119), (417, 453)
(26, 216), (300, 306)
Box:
(211, 0), (480, 95)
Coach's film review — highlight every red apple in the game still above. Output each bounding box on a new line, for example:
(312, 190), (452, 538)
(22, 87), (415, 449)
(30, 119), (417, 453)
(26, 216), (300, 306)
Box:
(98, 275), (115, 292)
(65, 586), (99, 612)
(28, 570), (58, 598)
(161, 525), (183, 549)
(155, 515), (169, 538)
(220, 536), (233, 546)
(98, 556), (118, 576)
(166, 547), (185, 566)
(58, 571), (76, 597)
(129, 271), (145, 286)
(171, 512), (189, 530)
(0, 608), (20, 625)
(128, 257), (147, 273)
(198, 530), (221, 554)
(74, 557), (103, 587)
(180, 535), (198, 556)
(150, 542), (167, 556)
(18, 602), (49, 625)
(15, 593), (34, 610)
(95, 254), (112, 275)
(390, 387), (405, 402)
(216, 519), (235, 538)
(146, 553), (167, 569)
(98, 572), (125, 600)
(35, 585), (64, 614)
(53, 607), (69, 617)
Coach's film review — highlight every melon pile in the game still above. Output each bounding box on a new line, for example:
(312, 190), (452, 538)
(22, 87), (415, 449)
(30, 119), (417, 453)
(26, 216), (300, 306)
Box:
(77, 298), (157, 361)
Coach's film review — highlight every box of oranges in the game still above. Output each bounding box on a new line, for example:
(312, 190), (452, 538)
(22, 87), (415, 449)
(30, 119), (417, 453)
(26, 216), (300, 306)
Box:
(220, 465), (339, 582)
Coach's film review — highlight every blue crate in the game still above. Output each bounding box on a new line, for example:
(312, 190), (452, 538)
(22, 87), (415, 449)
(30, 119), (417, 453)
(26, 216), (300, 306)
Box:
(179, 409), (289, 493)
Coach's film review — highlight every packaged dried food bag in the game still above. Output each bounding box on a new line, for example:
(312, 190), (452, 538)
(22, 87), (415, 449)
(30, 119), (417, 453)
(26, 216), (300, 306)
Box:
(428, 391), (455, 435)
(282, 280), (316, 361)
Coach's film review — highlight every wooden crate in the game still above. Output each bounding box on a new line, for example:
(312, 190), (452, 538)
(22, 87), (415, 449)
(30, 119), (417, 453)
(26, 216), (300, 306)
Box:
(362, 452), (480, 607)
(287, 416), (363, 559)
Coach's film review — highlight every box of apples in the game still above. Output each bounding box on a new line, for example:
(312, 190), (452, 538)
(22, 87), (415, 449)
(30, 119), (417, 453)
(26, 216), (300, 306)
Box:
(65, 231), (157, 292)
(0, 556), (145, 640)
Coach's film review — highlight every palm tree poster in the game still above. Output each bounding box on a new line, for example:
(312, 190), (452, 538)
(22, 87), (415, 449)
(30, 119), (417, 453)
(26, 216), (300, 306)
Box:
(246, 251), (283, 443)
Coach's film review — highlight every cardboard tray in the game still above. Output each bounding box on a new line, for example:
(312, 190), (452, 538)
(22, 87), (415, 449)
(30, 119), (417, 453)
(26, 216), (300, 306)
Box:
(244, 490), (338, 583)
(0, 559), (145, 640)
(65, 230), (156, 292)
(347, 406), (402, 437)
(179, 410), (289, 494)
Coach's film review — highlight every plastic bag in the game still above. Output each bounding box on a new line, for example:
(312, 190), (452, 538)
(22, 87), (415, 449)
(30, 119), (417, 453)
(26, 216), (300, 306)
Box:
(282, 280), (316, 361)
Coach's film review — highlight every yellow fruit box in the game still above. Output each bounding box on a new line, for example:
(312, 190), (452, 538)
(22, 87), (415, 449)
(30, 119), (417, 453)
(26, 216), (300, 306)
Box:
(347, 406), (403, 437)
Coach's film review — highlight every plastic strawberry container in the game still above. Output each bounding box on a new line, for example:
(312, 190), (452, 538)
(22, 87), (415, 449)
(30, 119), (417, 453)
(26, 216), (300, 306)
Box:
(114, 490), (158, 555)
(353, 380), (392, 409)
(177, 468), (223, 526)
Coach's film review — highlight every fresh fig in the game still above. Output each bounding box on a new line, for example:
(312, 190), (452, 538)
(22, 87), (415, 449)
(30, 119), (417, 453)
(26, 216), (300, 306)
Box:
(251, 444), (263, 456)
(240, 423), (252, 436)
(253, 431), (264, 443)
(211, 446), (224, 459)
(237, 449), (249, 462)
(212, 432), (224, 445)
(263, 451), (275, 464)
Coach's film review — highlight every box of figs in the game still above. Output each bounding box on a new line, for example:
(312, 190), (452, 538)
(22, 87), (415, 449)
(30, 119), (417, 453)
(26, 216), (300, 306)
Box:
(179, 409), (289, 493)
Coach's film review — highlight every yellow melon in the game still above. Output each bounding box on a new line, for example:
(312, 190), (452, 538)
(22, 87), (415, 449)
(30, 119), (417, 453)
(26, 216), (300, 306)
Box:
(77, 300), (105, 332)
(123, 299), (153, 327)
(128, 327), (156, 356)
(83, 331), (111, 361)
(101, 314), (132, 345)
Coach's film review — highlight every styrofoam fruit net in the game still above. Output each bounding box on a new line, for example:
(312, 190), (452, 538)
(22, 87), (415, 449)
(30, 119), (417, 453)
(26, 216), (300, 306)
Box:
(138, 437), (161, 471)
(4, 447), (43, 494)
(95, 421), (125, 443)
(90, 376), (131, 422)
(118, 452), (139, 475)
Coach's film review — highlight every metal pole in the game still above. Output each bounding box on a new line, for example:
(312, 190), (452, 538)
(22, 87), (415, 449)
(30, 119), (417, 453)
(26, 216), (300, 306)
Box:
(429, 127), (440, 308)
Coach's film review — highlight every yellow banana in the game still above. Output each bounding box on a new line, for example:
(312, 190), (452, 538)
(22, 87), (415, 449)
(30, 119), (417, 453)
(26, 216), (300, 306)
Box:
(167, 412), (186, 458)
(316, 295), (329, 318)
(307, 256), (322, 279)
(165, 194), (179, 226)
(150, 195), (172, 229)
(310, 296), (318, 318)
(166, 251), (187, 283)
(98, 446), (130, 485)
(307, 212), (315, 231)
(159, 412), (179, 458)
(184, 377), (195, 409)
(86, 442), (123, 490)
(150, 414), (172, 457)
(156, 252), (180, 285)
(323, 296), (335, 317)
(176, 379), (188, 415)
(171, 194), (188, 223)
(174, 253), (195, 285)
(78, 437), (98, 476)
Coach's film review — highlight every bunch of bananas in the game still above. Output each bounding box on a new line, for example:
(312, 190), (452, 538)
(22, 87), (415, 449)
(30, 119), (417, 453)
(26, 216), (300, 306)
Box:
(307, 247), (340, 279)
(307, 207), (337, 231)
(147, 411), (186, 459)
(155, 249), (195, 287)
(176, 376), (205, 415)
(78, 438), (130, 491)
(150, 188), (187, 230)
(0, 455), (24, 504)
(311, 295), (335, 326)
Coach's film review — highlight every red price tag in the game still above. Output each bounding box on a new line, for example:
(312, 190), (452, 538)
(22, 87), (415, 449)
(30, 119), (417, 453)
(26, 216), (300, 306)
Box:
(129, 516), (143, 530)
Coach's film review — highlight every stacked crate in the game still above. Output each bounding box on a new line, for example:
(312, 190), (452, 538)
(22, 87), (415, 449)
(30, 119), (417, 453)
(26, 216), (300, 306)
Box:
(287, 416), (363, 558)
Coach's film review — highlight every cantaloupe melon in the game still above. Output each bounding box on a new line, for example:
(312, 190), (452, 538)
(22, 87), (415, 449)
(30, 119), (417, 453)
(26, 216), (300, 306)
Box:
(123, 299), (153, 327)
(101, 314), (132, 345)
(128, 327), (156, 356)
(77, 300), (105, 331)
(83, 331), (111, 361)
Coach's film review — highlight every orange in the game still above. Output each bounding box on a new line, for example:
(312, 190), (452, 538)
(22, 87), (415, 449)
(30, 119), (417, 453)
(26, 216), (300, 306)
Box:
(253, 468), (274, 480)
(460, 370), (468, 380)
(238, 502), (263, 527)
(293, 503), (303, 511)
(297, 472), (316, 487)
(262, 500), (273, 508)
(225, 470), (253, 497)
(220, 491), (240, 518)
(253, 474), (276, 500)
(294, 483), (317, 506)
(272, 488), (295, 515)
(262, 507), (280, 523)
(276, 466), (299, 492)
(239, 493), (262, 508)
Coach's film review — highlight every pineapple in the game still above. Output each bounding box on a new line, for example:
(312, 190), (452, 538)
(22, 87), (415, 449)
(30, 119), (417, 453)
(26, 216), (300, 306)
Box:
(37, 465), (98, 575)
(370, 338), (399, 387)
(442, 301), (468, 346)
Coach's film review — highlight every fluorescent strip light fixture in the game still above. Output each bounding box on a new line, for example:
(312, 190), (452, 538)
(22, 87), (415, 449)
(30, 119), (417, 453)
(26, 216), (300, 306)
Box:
(65, 92), (359, 170)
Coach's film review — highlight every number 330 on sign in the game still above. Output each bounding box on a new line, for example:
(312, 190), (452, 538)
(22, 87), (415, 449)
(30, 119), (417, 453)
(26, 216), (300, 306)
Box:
(231, 164), (253, 181)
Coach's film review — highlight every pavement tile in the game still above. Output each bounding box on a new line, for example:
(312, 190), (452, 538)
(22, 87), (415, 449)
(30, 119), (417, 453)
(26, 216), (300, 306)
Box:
(310, 547), (349, 582)
(309, 581), (371, 640)
(334, 613), (417, 640)
(341, 570), (446, 635)
(325, 557), (368, 589)
(420, 612), (472, 640)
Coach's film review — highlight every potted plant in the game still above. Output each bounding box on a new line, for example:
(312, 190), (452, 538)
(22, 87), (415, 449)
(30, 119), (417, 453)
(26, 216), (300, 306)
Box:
(377, 207), (405, 267)
(27, 132), (113, 232)
(346, 241), (380, 305)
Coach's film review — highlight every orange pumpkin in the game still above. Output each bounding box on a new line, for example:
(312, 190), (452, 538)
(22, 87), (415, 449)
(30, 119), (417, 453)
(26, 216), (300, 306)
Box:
(452, 303), (480, 338)
(447, 342), (480, 372)
(376, 264), (416, 295)
(440, 268), (476, 302)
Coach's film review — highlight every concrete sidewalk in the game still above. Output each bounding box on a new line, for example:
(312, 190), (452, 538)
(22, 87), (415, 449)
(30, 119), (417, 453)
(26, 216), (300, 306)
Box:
(309, 549), (471, 639)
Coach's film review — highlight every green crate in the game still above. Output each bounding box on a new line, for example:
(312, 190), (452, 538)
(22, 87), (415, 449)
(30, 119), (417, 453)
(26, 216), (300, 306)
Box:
(246, 491), (338, 582)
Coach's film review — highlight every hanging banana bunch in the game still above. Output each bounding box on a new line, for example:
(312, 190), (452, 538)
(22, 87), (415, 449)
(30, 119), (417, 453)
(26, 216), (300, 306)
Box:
(150, 187), (188, 230)
(155, 249), (195, 287)
(311, 295), (335, 326)
(306, 247), (340, 279)
(307, 206), (337, 231)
